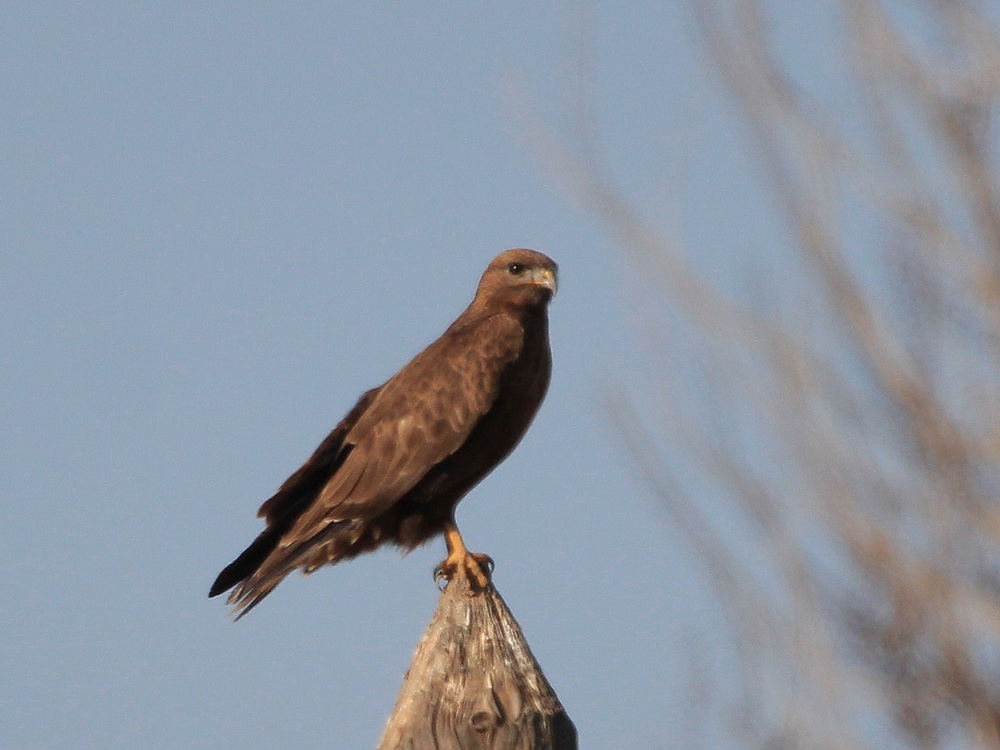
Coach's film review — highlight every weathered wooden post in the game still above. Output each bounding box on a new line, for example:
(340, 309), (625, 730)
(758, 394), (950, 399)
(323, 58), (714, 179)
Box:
(377, 564), (577, 750)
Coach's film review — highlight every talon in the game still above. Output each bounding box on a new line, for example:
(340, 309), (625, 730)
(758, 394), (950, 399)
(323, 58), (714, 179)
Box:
(437, 520), (492, 591)
(433, 551), (493, 591)
(433, 563), (450, 591)
(471, 552), (494, 577)
(463, 551), (493, 589)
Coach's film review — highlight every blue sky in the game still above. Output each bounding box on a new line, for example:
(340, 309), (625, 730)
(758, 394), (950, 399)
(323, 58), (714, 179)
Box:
(0, 3), (837, 748)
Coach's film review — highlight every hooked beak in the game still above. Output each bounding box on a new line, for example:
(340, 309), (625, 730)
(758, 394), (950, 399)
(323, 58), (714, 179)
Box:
(530, 267), (558, 297)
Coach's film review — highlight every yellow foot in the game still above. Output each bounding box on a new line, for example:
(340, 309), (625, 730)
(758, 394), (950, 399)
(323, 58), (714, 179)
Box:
(434, 551), (494, 591)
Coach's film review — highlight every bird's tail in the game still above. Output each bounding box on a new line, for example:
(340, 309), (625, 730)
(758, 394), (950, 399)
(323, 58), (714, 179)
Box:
(209, 523), (294, 620)
(210, 519), (356, 619)
(209, 526), (281, 600)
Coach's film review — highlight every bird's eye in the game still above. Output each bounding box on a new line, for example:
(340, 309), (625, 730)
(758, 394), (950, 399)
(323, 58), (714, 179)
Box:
(507, 262), (526, 276)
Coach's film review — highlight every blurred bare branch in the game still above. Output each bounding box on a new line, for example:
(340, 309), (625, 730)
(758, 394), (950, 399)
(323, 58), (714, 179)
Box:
(540, 0), (1000, 747)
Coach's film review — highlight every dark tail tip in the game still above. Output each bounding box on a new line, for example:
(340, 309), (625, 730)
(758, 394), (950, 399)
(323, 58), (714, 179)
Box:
(208, 570), (234, 598)
(209, 528), (281, 598)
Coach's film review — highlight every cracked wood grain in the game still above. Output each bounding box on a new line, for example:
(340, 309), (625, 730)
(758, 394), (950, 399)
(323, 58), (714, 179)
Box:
(377, 566), (576, 750)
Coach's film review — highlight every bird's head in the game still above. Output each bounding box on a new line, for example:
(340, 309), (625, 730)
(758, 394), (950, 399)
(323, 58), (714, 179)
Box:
(475, 249), (558, 311)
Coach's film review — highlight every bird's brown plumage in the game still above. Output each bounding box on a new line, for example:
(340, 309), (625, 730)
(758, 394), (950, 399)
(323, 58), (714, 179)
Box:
(210, 248), (557, 617)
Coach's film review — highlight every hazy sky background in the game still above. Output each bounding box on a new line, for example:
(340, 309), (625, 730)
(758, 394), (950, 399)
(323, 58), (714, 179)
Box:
(2, 3), (838, 748)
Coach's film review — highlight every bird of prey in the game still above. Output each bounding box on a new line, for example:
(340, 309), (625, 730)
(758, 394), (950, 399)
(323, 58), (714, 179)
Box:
(210, 248), (557, 617)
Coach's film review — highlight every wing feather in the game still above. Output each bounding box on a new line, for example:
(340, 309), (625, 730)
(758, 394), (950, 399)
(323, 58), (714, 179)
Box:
(276, 313), (523, 547)
(254, 386), (380, 524)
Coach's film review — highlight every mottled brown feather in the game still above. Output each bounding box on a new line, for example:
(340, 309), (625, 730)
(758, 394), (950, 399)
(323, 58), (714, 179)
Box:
(210, 249), (556, 617)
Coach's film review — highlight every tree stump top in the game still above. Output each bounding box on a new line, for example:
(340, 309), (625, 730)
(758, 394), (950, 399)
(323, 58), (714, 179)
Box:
(377, 566), (577, 750)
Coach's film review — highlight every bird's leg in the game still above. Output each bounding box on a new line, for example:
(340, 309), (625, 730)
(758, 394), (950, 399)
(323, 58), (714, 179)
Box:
(434, 520), (493, 590)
